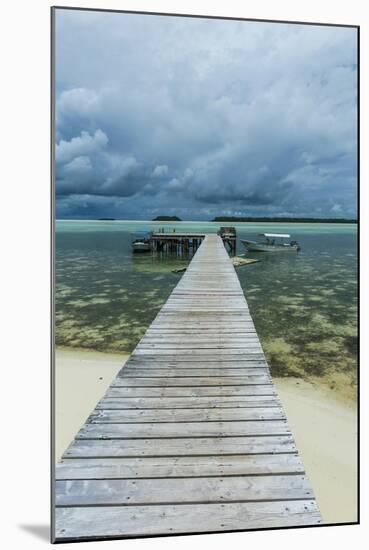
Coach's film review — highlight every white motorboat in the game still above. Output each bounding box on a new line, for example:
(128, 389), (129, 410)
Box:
(131, 231), (152, 253)
(241, 233), (300, 252)
(132, 240), (151, 252)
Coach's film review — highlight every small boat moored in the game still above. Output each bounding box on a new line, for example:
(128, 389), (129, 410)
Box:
(131, 231), (152, 253)
(241, 233), (301, 252)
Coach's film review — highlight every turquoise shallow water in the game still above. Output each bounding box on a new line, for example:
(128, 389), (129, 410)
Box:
(55, 220), (357, 384)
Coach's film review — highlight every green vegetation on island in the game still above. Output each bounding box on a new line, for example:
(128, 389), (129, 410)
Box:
(152, 215), (182, 221)
(211, 216), (357, 223)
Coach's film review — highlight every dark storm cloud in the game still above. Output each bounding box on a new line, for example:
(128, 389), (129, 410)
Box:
(55, 10), (357, 219)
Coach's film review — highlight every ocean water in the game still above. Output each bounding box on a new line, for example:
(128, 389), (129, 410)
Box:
(55, 220), (358, 384)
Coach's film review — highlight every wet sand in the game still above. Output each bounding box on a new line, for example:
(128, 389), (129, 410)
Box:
(54, 348), (357, 524)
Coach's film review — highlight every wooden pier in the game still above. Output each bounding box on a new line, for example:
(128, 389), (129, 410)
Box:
(149, 226), (236, 254)
(54, 234), (321, 541)
(151, 231), (205, 254)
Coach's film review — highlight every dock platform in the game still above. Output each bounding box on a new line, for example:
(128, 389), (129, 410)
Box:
(150, 226), (236, 254)
(54, 234), (321, 541)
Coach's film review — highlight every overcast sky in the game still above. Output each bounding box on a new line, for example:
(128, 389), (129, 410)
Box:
(55, 10), (357, 220)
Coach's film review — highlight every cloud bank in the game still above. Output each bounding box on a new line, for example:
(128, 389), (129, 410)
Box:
(55, 10), (357, 219)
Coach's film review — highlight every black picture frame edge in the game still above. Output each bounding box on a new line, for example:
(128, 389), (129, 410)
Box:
(51, 4), (56, 545)
(52, 4), (360, 29)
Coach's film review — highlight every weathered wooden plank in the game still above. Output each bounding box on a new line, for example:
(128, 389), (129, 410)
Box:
(146, 329), (255, 332)
(106, 385), (277, 397)
(56, 454), (305, 480)
(136, 344), (263, 350)
(149, 322), (255, 328)
(132, 342), (261, 348)
(126, 356), (267, 365)
(144, 333), (258, 338)
(121, 368), (269, 377)
(126, 355), (267, 363)
(89, 407), (285, 423)
(77, 420), (291, 439)
(133, 349), (264, 356)
(154, 318), (252, 322)
(155, 303), (246, 306)
(161, 306), (249, 310)
(144, 335), (259, 340)
(65, 435), (296, 457)
(161, 310), (250, 314)
(55, 500), (321, 540)
(152, 314), (252, 319)
(161, 305), (249, 309)
(56, 474), (313, 506)
(123, 359), (269, 370)
(111, 375), (271, 387)
(160, 299), (247, 302)
(97, 395), (280, 409)
(159, 312), (244, 316)
(145, 327), (256, 332)
(127, 357), (266, 364)
(154, 316), (248, 323)
(123, 361), (267, 369)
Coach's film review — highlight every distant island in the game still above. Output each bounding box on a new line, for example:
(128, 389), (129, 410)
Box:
(211, 216), (357, 224)
(152, 215), (182, 221)
(98, 217), (115, 221)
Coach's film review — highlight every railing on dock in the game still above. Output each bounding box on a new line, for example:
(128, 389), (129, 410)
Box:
(151, 231), (205, 254)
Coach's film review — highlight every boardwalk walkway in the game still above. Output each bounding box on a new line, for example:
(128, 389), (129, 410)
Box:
(55, 234), (321, 540)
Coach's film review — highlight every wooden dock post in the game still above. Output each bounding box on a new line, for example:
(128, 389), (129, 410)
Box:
(218, 226), (237, 254)
(55, 234), (321, 541)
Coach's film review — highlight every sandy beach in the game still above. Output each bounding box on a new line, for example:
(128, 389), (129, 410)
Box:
(274, 377), (357, 524)
(55, 348), (357, 525)
(55, 348), (129, 461)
